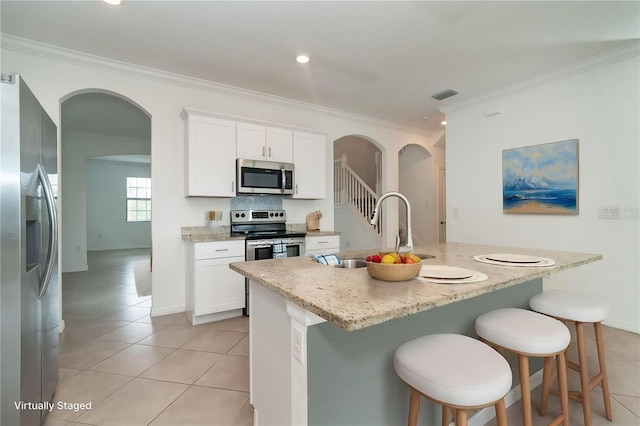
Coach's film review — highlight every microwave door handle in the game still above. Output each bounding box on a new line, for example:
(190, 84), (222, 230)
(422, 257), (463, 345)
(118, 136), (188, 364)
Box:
(281, 167), (286, 193)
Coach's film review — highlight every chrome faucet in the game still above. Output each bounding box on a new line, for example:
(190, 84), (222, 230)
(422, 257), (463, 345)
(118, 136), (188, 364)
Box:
(370, 191), (413, 253)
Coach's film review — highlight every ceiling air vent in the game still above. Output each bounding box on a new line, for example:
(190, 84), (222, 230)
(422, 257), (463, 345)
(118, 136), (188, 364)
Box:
(432, 89), (458, 101)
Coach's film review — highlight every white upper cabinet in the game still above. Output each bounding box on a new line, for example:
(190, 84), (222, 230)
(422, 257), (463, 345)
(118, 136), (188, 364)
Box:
(293, 131), (326, 199)
(182, 110), (236, 197)
(182, 109), (325, 199)
(237, 122), (293, 163)
(266, 127), (294, 163)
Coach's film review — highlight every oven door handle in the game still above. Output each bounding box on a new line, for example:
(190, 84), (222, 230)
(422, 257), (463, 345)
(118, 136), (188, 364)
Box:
(247, 243), (274, 249)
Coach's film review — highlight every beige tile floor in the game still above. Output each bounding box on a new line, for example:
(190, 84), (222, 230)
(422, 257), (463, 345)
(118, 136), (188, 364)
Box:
(45, 249), (639, 426)
(486, 322), (640, 426)
(44, 249), (252, 426)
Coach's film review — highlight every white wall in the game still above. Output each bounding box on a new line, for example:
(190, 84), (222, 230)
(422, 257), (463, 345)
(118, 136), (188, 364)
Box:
(61, 131), (150, 272)
(444, 53), (640, 333)
(334, 204), (381, 252)
(1, 36), (436, 317)
(86, 159), (151, 251)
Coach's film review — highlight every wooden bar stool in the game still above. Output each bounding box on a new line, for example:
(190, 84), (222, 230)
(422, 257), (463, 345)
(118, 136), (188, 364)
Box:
(394, 333), (512, 426)
(475, 308), (571, 426)
(530, 290), (613, 426)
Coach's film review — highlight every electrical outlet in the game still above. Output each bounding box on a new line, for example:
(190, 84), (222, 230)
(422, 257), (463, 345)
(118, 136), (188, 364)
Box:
(292, 325), (304, 364)
(598, 206), (621, 219)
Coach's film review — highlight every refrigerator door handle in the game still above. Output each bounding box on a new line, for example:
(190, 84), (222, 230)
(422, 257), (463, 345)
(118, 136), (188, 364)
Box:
(37, 163), (58, 300)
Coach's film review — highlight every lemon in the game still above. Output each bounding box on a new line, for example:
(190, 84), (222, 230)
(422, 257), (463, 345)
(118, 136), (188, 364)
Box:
(381, 254), (395, 264)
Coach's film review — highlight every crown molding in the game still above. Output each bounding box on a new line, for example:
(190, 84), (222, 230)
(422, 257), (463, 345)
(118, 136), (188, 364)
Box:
(440, 41), (640, 115)
(0, 33), (428, 135)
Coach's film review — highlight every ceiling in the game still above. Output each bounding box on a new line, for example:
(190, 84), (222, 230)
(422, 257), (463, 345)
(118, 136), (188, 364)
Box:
(2, 1), (639, 135)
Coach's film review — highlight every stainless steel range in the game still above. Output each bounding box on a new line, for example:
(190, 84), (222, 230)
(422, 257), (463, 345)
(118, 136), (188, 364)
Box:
(231, 209), (306, 315)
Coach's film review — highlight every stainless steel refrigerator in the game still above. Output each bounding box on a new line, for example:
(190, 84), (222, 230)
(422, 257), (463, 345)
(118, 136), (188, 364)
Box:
(1, 74), (59, 426)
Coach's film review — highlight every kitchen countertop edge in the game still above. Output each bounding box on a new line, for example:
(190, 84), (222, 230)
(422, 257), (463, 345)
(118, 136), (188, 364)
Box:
(229, 242), (602, 331)
(182, 226), (340, 242)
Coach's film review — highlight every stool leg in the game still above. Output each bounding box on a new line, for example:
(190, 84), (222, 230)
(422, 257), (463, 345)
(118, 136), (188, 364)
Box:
(557, 351), (570, 426)
(495, 398), (507, 426)
(408, 387), (421, 426)
(442, 406), (451, 426)
(518, 354), (532, 426)
(540, 356), (553, 415)
(576, 321), (592, 426)
(594, 322), (613, 421)
(455, 409), (468, 426)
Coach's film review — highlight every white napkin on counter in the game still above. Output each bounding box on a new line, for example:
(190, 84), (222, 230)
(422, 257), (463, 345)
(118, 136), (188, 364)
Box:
(273, 240), (287, 259)
(312, 254), (341, 266)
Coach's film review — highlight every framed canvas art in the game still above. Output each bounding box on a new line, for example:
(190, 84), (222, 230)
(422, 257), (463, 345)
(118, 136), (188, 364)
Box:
(502, 139), (579, 214)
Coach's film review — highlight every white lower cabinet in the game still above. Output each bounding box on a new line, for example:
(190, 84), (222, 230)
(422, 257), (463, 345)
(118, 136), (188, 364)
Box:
(186, 240), (245, 325)
(305, 235), (340, 255)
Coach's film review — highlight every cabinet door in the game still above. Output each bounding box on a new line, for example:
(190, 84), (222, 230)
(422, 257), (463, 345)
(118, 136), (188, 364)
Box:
(266, 127), (293, 163)
(305, 235), (340, 254)
(293, 131), (326, 199)
(237, 122), (266, 161)
(184, 114), (236, 197)
(194, 256), (245, 315)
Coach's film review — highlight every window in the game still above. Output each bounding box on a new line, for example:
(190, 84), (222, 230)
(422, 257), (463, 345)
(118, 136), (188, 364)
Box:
(126, 177), (151, 222)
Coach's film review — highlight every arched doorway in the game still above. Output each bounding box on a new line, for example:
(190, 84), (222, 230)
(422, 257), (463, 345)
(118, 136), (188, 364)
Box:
(398, 144), (438, 246)
(59, 91), (151, 325)
(333, 135), (383, 251)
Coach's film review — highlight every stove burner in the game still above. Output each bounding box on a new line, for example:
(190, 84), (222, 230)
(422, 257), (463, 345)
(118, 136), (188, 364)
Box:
(230, 209), (306, 240)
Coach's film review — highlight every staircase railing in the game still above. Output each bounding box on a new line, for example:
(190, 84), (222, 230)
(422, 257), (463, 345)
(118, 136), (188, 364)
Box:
(334, 155), (381, 235)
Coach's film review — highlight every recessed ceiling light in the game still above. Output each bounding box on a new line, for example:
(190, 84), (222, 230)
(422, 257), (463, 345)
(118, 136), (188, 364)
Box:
(103, 0), (121, 5)
(421, 116), (429, 120)
(295, 55), (310, 64)
(441, 121), (447, 126)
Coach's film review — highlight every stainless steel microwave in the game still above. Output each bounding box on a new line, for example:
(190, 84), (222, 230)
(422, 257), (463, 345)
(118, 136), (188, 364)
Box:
(236, 159), (295, 195)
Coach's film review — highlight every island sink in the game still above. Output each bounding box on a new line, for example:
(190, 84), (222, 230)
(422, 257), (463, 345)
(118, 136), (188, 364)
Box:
(334, 259), (366, 269)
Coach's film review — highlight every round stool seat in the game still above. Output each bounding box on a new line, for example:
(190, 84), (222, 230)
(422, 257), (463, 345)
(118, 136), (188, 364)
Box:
(530, 290), (611, 323)
(476, 308), (570, 355)
(394, 334), (512, 407)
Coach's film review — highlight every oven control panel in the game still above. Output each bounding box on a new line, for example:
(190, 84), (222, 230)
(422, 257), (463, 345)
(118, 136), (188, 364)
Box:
(231, 209), (286, 224)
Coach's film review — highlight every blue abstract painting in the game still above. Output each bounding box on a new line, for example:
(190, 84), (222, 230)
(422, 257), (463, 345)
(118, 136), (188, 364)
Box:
(503, 139), (578, 214)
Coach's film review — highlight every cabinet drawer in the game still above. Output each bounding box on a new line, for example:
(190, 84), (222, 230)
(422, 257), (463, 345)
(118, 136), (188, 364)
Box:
(195, 240), (245, 260)
(305, 235), (340, 252)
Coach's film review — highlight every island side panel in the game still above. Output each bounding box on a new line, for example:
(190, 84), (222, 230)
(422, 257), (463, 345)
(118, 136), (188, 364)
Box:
(250, 282), (292, 426)
(306, 278), (543, 426)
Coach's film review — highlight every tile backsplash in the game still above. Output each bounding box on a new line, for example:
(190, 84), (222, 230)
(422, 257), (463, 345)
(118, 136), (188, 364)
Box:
(230, 195), (283, 211)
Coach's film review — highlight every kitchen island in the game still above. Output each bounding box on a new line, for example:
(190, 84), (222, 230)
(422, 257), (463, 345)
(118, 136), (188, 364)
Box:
(229, 242), (601, 426)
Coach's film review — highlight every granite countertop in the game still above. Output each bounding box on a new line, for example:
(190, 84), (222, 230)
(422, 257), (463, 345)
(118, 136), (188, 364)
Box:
(181, 226), (244, 242)
(182, 226), (340, 242)
(229, 242), (601, 331)
(305, 231), (341, 237)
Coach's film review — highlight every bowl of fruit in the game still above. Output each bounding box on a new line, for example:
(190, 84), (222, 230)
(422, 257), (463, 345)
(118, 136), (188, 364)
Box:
(365, 252), (422, 282)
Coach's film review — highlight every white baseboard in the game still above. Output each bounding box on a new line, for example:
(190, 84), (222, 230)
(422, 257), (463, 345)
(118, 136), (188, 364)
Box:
(62, 264), (88, 273)
(466, 369), (544, 426)
(150, 305), (186, 317)
(603, 318), (640, 335)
